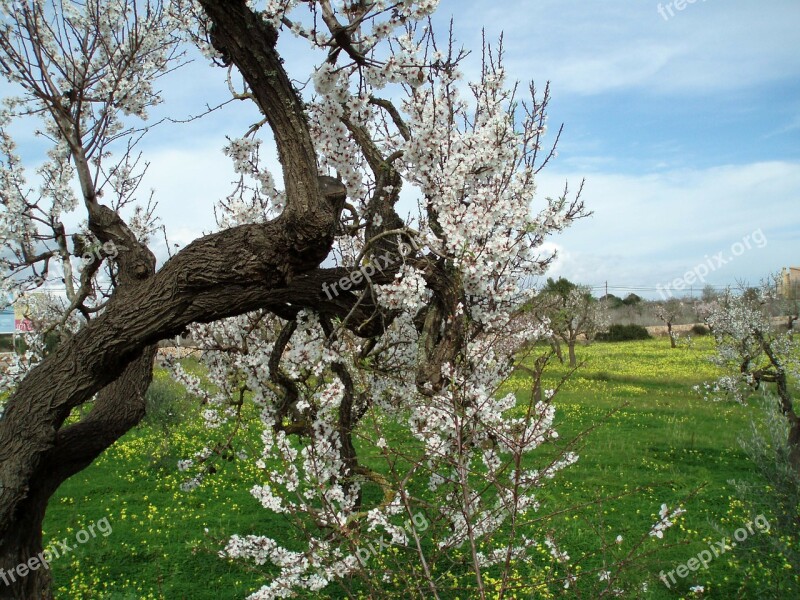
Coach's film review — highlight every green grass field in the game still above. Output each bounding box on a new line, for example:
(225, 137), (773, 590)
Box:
(41, 336), (798, 599)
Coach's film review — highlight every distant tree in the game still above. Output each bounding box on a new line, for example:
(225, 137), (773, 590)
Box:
(695, 299), (717, 330)
(543, 276), (576, 298)
(622, 293), (642, 306)
(655, 298), (683, 349)
(618, 294), (645, 322)
(539, 278), (608, 367)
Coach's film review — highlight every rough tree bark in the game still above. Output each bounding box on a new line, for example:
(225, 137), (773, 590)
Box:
(0, 1), (349, 597)
(762, 338), (800, 475)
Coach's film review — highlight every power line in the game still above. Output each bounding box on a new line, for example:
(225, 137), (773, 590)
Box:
(584, 284), (732, 291)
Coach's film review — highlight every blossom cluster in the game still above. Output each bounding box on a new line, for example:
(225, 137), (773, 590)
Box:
(698, 287), (799, 403)
(0, 0), (182, 373)
(168, 12), (598, 596)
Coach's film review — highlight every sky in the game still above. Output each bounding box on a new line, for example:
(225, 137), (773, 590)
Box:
(460, 0), (800, 299)
(6, 0), (800, 300)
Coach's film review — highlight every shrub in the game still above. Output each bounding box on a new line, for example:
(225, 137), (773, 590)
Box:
(596, 324), (651, 342)
(144, 375), (191, 433)
(690, 324), (709, 336)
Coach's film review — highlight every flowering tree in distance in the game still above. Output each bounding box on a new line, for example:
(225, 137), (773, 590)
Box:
(655, 297), (683, 349)
(703, 286), (800, 474)
(0, 1), (685, 598)
(534, 277), (607, 367)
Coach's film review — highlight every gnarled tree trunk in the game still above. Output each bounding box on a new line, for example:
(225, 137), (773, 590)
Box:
(0, 348), (156, 599)
(0, 2), (346, 597)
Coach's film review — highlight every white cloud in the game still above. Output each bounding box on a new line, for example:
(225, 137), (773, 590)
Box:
(444, 0), (800, 95)
(536, 161), (800, 295)
(135, 140), (799, 300)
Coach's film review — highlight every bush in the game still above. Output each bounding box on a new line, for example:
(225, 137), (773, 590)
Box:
(143, 375), (191, 433)
(690, 324), (709, 336)
(596, 324), (651, 342)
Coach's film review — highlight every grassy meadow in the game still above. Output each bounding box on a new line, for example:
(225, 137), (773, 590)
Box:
(41, 336), (798, 599)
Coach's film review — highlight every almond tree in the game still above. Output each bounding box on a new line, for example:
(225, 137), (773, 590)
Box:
(703, 286), (800, 474)
(536, 277), (607, 367)
(165, 2), (592, 595)
(655, 297), (682, 348)
(0, 2), (690, 598)
(0, 1), (588, 597)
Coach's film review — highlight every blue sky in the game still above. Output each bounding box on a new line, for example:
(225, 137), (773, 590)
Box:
(0, 307), (12, 334)
(8, 0), (799, 299)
